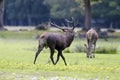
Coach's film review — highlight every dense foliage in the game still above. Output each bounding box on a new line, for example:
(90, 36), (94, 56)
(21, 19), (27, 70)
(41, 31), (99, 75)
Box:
(3, 0), (120, 28)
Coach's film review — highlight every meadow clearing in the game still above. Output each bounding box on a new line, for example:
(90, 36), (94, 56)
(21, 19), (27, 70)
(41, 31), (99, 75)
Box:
(0, 29), (120, 80)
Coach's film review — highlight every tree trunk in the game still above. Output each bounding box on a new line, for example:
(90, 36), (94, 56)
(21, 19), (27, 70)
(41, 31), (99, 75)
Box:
(84, 0), (91, 31)
(0, 0), (4, 31)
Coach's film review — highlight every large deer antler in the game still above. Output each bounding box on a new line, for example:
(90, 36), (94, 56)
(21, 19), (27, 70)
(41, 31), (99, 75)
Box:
(49, 18), (78, 31)
(71, 17), (78, 30)
(65, 18), (73, 27)
(49, 19), (63, 30)
(65, 17), (78, 30)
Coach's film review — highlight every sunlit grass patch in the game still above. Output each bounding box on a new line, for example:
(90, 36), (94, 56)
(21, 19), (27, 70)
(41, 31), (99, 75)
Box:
(0, 58), (120, 80)
(0, 59), (120, 72)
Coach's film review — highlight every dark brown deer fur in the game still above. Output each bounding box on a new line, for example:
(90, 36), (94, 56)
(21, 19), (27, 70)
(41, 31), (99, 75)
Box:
(85, 28), (98, 58)
(34, 19), (76, 65)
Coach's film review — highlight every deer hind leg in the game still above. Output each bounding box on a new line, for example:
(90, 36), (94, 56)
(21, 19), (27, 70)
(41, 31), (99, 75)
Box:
(84, 44), (90, 58)
(50, 48), (55, 65)
(89, 46), (94, 58)
(34, 45), (44, 64)
(86, 52), (93, 58)
(54, 50), (61, 65)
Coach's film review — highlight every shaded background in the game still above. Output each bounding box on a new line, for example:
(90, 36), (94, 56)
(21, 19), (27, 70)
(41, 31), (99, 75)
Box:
(3, 0), (120, 29)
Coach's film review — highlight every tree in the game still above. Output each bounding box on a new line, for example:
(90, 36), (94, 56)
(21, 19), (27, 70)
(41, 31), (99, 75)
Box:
(4, 0), (50, 26)
(3, 0), (120, 28)
(44, 0), (81, 19)
(83, 0), (101, 31)
(75, 0), (94, 31)
(0, 0), (4, 30)
(84, 0), (91, 31)
(92, 0), (120, 28)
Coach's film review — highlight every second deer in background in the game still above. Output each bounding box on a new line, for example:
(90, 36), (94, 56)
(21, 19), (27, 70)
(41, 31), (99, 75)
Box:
(85, 28), (99, 58)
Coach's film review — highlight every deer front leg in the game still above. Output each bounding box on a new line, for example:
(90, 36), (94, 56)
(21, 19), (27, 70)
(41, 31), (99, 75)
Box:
(50, 49), (55, 65)
(86, 50), (93, 58)
(87, 54), (92, 58)
(60, 52), (67, 66)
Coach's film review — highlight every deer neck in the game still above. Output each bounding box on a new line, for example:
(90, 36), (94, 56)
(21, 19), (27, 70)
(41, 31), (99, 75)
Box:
(65, 32), (74, 47)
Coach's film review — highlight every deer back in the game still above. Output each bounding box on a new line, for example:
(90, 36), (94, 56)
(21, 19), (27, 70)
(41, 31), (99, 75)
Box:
(86, 28), (98, 44)
(47, 29), (75, 50)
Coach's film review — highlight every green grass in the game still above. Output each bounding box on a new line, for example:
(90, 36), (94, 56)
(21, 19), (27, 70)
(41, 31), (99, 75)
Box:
(0, 30), (44, 39)
(0, 31), (120, 80)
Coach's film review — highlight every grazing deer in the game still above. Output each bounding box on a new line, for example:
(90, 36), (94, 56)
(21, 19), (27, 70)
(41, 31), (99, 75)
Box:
(84, 28), (98, 58)
(34, 18), (77, 65)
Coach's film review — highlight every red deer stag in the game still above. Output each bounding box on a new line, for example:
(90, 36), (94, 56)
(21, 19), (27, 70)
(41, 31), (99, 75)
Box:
(85, 28), (98, 58)
(34, 18), (77, 65)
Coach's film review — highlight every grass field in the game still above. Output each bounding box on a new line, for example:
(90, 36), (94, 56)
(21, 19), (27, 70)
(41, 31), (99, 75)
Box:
(0, 30), (120, 80)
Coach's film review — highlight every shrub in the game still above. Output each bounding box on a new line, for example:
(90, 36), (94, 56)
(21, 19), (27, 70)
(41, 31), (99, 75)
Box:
(64, 48), (72, 53)
(74, 45), (85, 53)
(96, 46), (117, 54)
(35, 24), (47, 30)
(35, 22), (50, 30)
(74, 44), (117, 54)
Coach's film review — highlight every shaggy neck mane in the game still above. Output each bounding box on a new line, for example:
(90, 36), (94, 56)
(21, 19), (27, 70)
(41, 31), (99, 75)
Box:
(65, 32), (74, 47)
